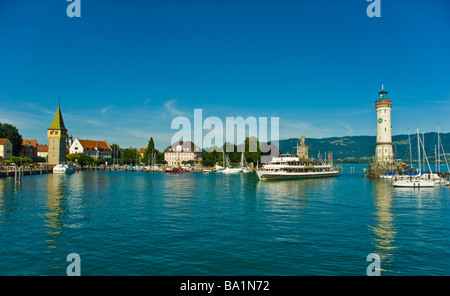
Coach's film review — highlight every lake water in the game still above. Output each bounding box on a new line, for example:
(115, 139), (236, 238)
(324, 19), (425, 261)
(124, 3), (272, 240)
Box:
(0, 164), (449, 276)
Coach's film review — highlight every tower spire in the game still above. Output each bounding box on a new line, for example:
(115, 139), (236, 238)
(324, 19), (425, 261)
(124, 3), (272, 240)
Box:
(48, 104), (67, 130)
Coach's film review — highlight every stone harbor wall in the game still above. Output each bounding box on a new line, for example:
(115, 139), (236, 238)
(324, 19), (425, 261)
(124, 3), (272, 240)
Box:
(368, 161), (411, 178)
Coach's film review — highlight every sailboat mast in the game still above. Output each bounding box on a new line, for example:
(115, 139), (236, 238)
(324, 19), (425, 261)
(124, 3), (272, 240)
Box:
(435, 145), (437, 173)
(417, 128), (421, 173)
(422, 133), (426, 167)
(438, 126), (450, 174)
(438, 126), (441, 173)
(408, 133), (413, 168)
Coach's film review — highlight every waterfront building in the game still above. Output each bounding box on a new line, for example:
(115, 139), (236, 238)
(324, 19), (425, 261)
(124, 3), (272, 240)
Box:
(69, 138), (112, 160)
(164, 141), (202, 167)
(0, 138), (13, 160)
(48, 104), (68, 165)
(20, 139), (37, 158)
(37, 144), (49, 159)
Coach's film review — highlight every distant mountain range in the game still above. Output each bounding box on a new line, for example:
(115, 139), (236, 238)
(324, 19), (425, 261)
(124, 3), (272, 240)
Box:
(279, 132), (450, 163)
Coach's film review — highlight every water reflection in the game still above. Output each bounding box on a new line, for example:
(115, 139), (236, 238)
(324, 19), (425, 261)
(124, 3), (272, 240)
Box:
(45, 173), (86, 233)
(370, 180), (397, 273)
(0, 180), (4, 213)
(256, 177), (336, 210)
(45, 175), (65, 236)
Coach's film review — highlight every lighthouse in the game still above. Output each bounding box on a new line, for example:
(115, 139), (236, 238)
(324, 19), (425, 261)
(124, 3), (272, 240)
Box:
(368, 85), (409, 178)
(374, 85), (394, 163)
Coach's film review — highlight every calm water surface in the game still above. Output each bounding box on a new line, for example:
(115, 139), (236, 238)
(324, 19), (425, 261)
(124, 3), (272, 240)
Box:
(0, 164), (449, 275)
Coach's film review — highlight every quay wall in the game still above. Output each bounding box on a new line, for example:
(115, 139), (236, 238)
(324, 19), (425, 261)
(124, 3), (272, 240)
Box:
(0, 168), (53, 178)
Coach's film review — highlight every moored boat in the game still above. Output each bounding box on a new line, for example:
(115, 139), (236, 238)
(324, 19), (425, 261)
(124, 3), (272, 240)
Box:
(392, 176), (434, 188)
(392, 129), (435, 188)
(163, 167), (190, 173)
(222, 166), (242, 174)
(53, 163), (76, 174)
(256, 154), (340, 181)
(257, 136), (340, 181)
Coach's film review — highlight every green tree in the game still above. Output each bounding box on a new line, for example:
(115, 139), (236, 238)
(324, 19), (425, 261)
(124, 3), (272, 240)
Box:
(155, 150), (165, 164)
(102, 157), (112, 165)
(244, 136), (261, 164)
(9, 156), (33, 165)
(122, 147), (139, 165)
(201, 149), (218, 166)
(0, 123), (23, 156)
(142, 137), (155, 164)
(110, 143), (122, 163)
(142, 137), (166, 164)
(66, 153), (95, 166)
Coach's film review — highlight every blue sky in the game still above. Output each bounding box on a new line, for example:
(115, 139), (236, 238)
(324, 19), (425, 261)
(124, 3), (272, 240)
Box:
(1, 0), (449, 151)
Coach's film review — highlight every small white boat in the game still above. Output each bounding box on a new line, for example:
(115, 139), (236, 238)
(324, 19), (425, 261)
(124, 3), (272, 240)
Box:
(53, 163), (76, 174)
(214, 165), (224, 173)
(392, 177), (434, 188)
(239, 152), (252, 173)
(392, 129), (435, 188)
(202, 169), (212, 173)
(222, 167), (242, 174)
(240, 166), (252, 173)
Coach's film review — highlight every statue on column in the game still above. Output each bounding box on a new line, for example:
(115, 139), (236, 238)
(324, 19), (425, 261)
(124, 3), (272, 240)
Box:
(297, 136), (308, 160)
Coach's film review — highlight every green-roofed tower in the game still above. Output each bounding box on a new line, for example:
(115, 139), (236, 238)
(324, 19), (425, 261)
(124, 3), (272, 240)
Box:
(48, 102), (68, 165)
(49, 104), (66, 130)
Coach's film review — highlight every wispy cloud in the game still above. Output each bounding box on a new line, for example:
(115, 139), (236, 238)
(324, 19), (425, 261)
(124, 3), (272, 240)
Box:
(339, 122), (354, 136)
(280, 120), (332, 139)
(163, 99), (185, 116)
(0, 108), (47, 129)
(25, 102), (54, 115)
(100, 106), (114, 114)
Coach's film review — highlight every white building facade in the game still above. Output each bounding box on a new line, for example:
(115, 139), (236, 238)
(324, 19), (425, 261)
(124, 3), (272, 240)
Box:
(0, 138), (13, 160)
(69, 138), (112, 160)
(164, 141), (202, 166)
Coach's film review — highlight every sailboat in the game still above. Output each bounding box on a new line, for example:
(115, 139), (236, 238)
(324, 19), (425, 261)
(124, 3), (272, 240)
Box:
(222, 155), (242, 174)
(432, 126), (450, 185)
(221, 152), (242, 174)
(392, 129), (434, 188)
(239, 151), (251, 173)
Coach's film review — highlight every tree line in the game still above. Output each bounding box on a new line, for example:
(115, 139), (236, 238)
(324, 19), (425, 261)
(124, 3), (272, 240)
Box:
(1, 122), (266, 167)
(66, 137), (265, 167)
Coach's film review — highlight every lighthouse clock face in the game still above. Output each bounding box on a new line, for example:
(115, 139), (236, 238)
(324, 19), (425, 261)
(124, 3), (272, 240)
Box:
(378, 118), (383, 124)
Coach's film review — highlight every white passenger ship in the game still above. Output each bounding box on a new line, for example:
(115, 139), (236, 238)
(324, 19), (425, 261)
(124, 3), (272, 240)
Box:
(256, 154), (340, 181)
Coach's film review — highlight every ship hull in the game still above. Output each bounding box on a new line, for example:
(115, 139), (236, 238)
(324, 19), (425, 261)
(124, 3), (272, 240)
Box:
(256, 170), (339, 181)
